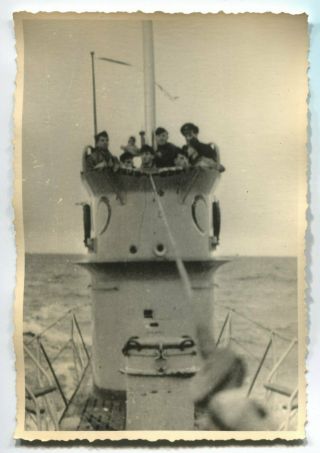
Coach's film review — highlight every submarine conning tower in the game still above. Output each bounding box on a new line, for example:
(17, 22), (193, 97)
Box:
(79, 161), (224, 430)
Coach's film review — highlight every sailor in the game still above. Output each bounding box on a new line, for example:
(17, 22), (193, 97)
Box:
(154, 127), (180, 168)
(173, 149), (190, 169)
(180, 123), (218, 168)
(86, 130), (119, 171)
(120, 151), (135, 169)
(140, 145), (155, 170)
(120, 136), (140, 156)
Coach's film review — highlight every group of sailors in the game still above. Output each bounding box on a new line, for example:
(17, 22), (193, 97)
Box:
(85, 123), (225, 173)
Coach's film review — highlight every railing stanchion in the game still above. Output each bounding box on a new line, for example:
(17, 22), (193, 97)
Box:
(265, 338), (298, 386)
(247, 335), (272, 397)
(73, 314), (90, 362)
(38, 340), (68, 408)
(216, 311), (230, 347)
(228, 311), (232, 346)
(271, 331), (277, 368)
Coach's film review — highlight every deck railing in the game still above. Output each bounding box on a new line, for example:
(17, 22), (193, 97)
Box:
(24, 305), (298, 431)
(24, 309), (90, 431)
(216, 306), (298, 430)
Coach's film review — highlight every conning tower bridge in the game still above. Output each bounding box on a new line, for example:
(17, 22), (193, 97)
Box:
(81, 163), (222, 261)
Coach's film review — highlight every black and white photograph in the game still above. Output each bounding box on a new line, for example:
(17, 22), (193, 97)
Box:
(14, 12), (308, 441)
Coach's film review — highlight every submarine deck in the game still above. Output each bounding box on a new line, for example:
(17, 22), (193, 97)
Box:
(60, 363), (199, 430)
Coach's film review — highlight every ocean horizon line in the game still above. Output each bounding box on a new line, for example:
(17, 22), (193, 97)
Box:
(24, 251), (297, 259)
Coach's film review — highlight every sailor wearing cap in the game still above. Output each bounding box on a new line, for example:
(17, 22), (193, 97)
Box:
(180, 123), (218, 168)
(86, 130), (119, 171)
(154, 127), (181, 168)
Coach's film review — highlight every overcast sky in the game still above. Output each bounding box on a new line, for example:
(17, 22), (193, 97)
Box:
(20, 13), (308, 256)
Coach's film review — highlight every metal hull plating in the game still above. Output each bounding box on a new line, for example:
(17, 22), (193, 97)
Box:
(80, 261), (224, 394)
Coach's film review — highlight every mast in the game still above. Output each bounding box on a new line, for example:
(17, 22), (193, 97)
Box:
(90, 51), (98, 137)
(142, 21), (156, 147)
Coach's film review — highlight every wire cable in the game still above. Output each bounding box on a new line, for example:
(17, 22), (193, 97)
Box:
(149, 175), (193, 302)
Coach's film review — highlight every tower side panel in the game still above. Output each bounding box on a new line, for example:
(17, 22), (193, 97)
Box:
(88, 263), (219, 393)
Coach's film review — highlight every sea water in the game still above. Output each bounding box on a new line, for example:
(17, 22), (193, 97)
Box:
(23, 254), (298, 423)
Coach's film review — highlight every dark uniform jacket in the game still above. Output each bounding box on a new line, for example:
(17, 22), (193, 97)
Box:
(86, 148), (116, 171)
(182, 137), (217, 166)
(154, 142), (181, 168)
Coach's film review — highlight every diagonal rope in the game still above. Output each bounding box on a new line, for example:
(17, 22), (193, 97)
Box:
(149, 175), (193, 302)
(149, 175), (218, 361)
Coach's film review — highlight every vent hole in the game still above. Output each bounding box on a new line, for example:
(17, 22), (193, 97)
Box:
(153, 243), (167, 256)
(156, 244), (164, 252)
(150, 322), (159, 327)
(129, 245), (137, 254)
(143, 309), (153, 319)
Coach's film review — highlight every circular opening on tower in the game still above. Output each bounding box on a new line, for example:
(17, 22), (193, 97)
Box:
(154, 243), (167, 256)
(191, 194), (207, 234)
(129, 245), (138, 254)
